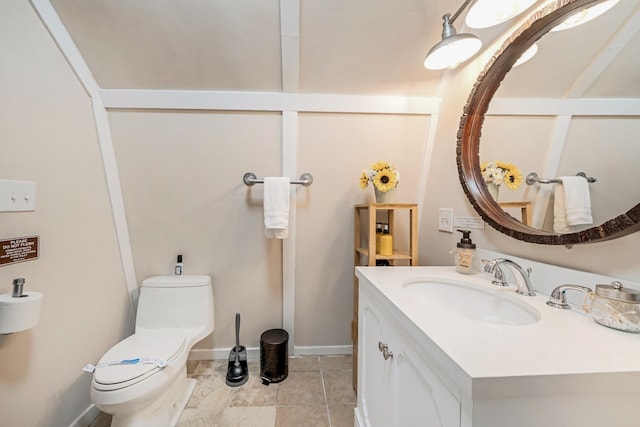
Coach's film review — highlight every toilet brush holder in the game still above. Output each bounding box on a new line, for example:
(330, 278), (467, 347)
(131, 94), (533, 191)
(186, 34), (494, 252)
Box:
(225, 313), (249, 387)
(228, 345), (247, 364)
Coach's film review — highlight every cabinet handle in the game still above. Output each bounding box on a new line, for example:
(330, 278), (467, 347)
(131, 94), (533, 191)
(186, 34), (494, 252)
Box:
(378, 341), (393, 360)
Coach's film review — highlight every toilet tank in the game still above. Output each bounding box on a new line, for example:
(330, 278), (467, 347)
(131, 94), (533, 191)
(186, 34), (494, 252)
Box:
(135, 275), (214, 336)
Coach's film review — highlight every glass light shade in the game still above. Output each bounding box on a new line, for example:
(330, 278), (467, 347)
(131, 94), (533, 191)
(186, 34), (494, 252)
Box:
(513, 43), (538, 67)
(466, 0), (538, 29)
(550, 0), (619, 32)
(424, 34), (483, 70)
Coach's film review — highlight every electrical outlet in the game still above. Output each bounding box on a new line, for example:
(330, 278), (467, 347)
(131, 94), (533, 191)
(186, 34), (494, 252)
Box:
(438, 208), (453, 232)
(0, 179), (36, 212)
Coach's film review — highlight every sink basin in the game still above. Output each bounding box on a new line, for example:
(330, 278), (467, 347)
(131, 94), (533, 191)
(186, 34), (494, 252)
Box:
(402, 279), (541, 326)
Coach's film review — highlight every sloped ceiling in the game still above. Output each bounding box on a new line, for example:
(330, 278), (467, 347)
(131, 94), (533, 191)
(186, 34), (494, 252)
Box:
(49, 0), (284, 91)
(499, 0), (640, 98)
(49, 0), (639, 98)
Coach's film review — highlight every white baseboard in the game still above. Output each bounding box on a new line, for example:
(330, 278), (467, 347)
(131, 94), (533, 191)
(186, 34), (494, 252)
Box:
(294, 345), (353, 356)
(189, 347), (261, 360)
(354, 408), (363, 427)
(68, 404), (101, 427)
(189, 344), (353, 360)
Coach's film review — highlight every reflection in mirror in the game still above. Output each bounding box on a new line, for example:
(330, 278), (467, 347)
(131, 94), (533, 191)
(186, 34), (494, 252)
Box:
(549, 0), (619, 31)
(480, 0), (640, 233)
(481, 117), (640, 233)
(458, 0), (640, 244)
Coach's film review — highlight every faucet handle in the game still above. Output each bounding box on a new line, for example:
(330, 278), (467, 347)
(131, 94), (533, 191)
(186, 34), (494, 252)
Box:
(546, 284), (593, 309)
(491, 266), (508, 287)
(481, 258), (501, 273)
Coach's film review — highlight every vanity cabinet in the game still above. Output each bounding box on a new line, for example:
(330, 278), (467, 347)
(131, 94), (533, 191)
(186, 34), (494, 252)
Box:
(356, 263), (640, 427)
(356, 282), (460, 427)
(352, 203), (418, 391)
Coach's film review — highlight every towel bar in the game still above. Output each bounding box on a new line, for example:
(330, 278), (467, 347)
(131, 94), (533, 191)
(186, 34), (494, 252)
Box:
(243, 172), (313, 187)
(525, 172), (596, 185)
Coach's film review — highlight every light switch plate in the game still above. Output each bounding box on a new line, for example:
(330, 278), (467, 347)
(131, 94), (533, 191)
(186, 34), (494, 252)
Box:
(438, 208), (454, 232)
(0, 179), (36, 212)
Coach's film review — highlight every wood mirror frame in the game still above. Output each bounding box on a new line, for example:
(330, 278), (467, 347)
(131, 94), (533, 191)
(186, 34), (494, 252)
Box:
(457, 0), (640, 245)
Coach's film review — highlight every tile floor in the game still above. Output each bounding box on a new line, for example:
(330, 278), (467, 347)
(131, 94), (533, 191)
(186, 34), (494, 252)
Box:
(89, 355), (355, 427)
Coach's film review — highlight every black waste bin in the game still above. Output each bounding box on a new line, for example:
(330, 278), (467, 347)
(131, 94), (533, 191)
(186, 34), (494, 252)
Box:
(260, 328), (289, 384)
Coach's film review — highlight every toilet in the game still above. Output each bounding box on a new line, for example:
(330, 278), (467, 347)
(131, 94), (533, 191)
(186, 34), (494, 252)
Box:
(90, 275), (214, 427)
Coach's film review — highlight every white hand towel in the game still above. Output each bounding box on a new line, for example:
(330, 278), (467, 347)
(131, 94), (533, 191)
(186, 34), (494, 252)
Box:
(553, 176), (592, 233)
(562, 176), (593, 226)
(553, 183), (569, 233)
(264, 177), (290, 239)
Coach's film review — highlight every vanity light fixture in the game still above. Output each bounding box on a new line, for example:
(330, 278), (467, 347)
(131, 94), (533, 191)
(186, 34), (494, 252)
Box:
(465, 0), (538, 29)
(424, 0), (482, 70)
(424, 0), (538, 71)
(550, 0), (619, 31)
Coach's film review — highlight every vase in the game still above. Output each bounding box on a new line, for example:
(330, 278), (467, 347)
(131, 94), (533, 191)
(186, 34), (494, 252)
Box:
(374, 187), (397, 203)
(487, 183), (499, 201)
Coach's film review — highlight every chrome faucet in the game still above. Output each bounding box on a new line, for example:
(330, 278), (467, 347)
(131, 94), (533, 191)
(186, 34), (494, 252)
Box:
(483, 258), (536, 296)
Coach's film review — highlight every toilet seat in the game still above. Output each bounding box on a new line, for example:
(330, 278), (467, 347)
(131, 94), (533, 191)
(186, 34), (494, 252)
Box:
(93, 330), (185, 391)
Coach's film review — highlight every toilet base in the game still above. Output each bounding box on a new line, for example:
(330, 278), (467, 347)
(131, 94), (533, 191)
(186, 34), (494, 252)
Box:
(106, 368), (196, 427)
(170, 378), (196, 426)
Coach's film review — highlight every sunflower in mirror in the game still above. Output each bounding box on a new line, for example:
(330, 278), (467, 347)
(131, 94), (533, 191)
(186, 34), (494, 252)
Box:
(481, 161), (523, 190)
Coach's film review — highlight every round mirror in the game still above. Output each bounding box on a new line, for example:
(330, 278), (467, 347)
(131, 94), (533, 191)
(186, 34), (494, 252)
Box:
(457, 0), (640, 245)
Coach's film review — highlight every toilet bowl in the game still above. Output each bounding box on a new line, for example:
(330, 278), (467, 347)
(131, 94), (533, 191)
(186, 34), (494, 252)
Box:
(90, 275), (214, 427)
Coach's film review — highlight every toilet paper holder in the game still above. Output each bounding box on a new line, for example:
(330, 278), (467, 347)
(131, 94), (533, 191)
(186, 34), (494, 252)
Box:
(12, 278), (26, 298)
(0, 277), (44, 335)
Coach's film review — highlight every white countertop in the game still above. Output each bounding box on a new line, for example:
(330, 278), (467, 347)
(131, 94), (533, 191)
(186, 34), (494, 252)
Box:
(356, 266), (640, 397)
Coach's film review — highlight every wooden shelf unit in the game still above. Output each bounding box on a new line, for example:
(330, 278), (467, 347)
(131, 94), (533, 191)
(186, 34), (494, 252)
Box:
(498, 201), (533, 226)
(352, 203), (418, 392)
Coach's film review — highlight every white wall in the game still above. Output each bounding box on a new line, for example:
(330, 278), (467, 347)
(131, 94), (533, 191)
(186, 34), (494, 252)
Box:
(107, 109), (429, 352)
(0, 2), (133, 426)
(108, 110), (285, 349)
(296, 112), (427, 347)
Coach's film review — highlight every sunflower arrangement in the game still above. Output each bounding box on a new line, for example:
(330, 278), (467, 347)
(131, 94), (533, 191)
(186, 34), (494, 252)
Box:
(359, 161), (400, 193)
(481, 161), (523, 190)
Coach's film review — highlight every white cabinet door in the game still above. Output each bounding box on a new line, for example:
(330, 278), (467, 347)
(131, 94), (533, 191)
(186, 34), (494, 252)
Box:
(358, 284), (461, 427)
(393, 346), (460, 427)
(358, 299), (394, 427)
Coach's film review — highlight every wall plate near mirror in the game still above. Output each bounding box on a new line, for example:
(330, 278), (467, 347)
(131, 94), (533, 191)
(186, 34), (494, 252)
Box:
(457, 0), (640, 245)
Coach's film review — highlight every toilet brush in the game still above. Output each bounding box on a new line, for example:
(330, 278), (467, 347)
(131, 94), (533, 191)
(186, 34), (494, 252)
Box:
(225, 312), (248, 387)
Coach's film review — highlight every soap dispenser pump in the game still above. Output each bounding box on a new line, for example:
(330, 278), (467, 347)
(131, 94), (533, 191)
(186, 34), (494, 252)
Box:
(453, 230), (477, 274)
(174, 254), (184, 276)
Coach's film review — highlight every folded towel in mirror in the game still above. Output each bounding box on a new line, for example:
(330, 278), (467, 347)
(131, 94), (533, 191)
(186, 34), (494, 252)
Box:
(553, 176), (592, 233)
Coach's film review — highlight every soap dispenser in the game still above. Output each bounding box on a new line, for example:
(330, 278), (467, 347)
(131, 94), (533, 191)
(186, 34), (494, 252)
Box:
(379, 224), (393, 256)
(453, 230), (477, 274)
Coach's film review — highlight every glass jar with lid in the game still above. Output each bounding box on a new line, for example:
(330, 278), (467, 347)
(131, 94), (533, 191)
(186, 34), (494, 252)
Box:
(587, 281), (640, 333)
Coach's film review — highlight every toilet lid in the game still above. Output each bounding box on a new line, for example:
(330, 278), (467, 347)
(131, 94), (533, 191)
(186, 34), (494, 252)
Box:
(93, 330), (185, 389)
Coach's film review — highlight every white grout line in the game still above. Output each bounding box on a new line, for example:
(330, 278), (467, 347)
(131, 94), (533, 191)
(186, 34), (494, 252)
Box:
(319, 359), (333, 427)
